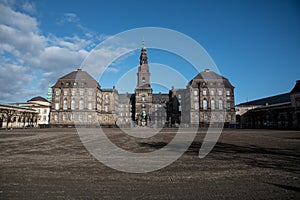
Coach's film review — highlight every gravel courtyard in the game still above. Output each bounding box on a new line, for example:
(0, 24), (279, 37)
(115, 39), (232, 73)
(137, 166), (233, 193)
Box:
(0, 128), (299, 199)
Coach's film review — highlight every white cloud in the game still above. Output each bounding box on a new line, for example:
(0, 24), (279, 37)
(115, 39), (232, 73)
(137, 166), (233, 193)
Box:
(0, 2), (125, 102)
(0, 24), (45, 57)
(0, 3), (38, 32)
(62, 13), (79, 23)
(0, 63), (38, 102)
(21, 1), (36, 14)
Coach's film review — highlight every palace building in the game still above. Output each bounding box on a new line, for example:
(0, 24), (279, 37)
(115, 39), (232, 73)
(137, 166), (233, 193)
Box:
(49, 45), (236, 127)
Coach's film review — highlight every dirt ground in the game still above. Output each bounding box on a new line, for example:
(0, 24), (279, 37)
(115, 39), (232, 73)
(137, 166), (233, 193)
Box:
(0, 128), (299, 200)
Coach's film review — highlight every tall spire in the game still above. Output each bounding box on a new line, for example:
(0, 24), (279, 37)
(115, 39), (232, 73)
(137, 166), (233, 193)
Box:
(137, 41), (150, 87)
(142, 40), (146, 49)
(139, 41), (148, 65)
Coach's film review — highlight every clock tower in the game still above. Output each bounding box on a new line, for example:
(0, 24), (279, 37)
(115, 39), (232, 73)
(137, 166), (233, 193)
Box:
(134, 42), (153, 126)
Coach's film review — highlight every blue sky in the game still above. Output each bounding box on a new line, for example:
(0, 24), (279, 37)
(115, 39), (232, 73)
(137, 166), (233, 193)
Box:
(0, 0), (299, 104)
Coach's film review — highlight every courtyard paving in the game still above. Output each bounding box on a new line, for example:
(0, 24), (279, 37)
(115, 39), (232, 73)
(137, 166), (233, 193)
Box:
(0, 128), (299, 199)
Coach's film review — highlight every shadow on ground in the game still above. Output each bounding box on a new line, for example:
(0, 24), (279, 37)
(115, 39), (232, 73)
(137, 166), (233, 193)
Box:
(139, 141), (300, 173)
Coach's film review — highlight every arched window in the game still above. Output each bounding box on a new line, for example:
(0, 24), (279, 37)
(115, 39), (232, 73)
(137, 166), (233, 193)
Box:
(203, 99), (207, 110)
(218, 99), (223, 110)
(211, 99), (215, 110)
(71, 99), (76, 110)
(79, 99), (84, 110)
(142, 77), (145, 84)
(63, 99), (68, 110)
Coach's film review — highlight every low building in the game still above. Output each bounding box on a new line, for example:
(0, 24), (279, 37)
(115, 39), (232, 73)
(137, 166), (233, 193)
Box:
(0, 103), (38, 129)
(236, 80), (300, 129)
(13, 96), (51, 127)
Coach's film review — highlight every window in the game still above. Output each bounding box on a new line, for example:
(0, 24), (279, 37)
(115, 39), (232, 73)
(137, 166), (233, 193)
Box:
(178, 94), (181, 99)
(227, 102), (231, 109)
(43, 116), (47, 121)
(210, 90), (215, 96)
(203, 90), (207, 96)
(55, 103), (59, 110)
(54, 114), (58, 121)
(88, 102), (93, 110)
(70, 114), (75, 121)
(194, 90), (198, 96)
(72, 89), (76, 96)
(142, 96), (145, 102)
(43, 109), (47, 114)
(79, 114), (83, 122)
(88, 90), (93, 96)
(226, 90), (230, 96)
(64, 90), (68, 96)
(63, 99), (68, 110)
(120, 112), (123, 117)
(212, 114), (216, 121)
(105, 105), (108, 112)
(195, 113), (199, 120)
(220, 114), (224, 121)
(203, 99), (208, 110)
(62, 114), (67, 121)
(194, 102), (199, 110)
(71, 99), (76, 110)
(142, 77), (146, 83)
(79, 89), (84, 96)
(226, 96), (231, 100)
(79, 99), (84, 110)
(211, 99), (215, 110)
(88, 114), (92, 122)
(55, 89), (60, 96)
(218, 90), (222, 96)
(105, 94), (109, 100)
(204, 114), (208, 121)
(218, 99), (223, 110)
(228, 114), (232, 121)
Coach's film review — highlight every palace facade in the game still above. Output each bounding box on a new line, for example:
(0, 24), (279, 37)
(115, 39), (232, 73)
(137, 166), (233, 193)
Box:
(50, 45), (236, 127)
